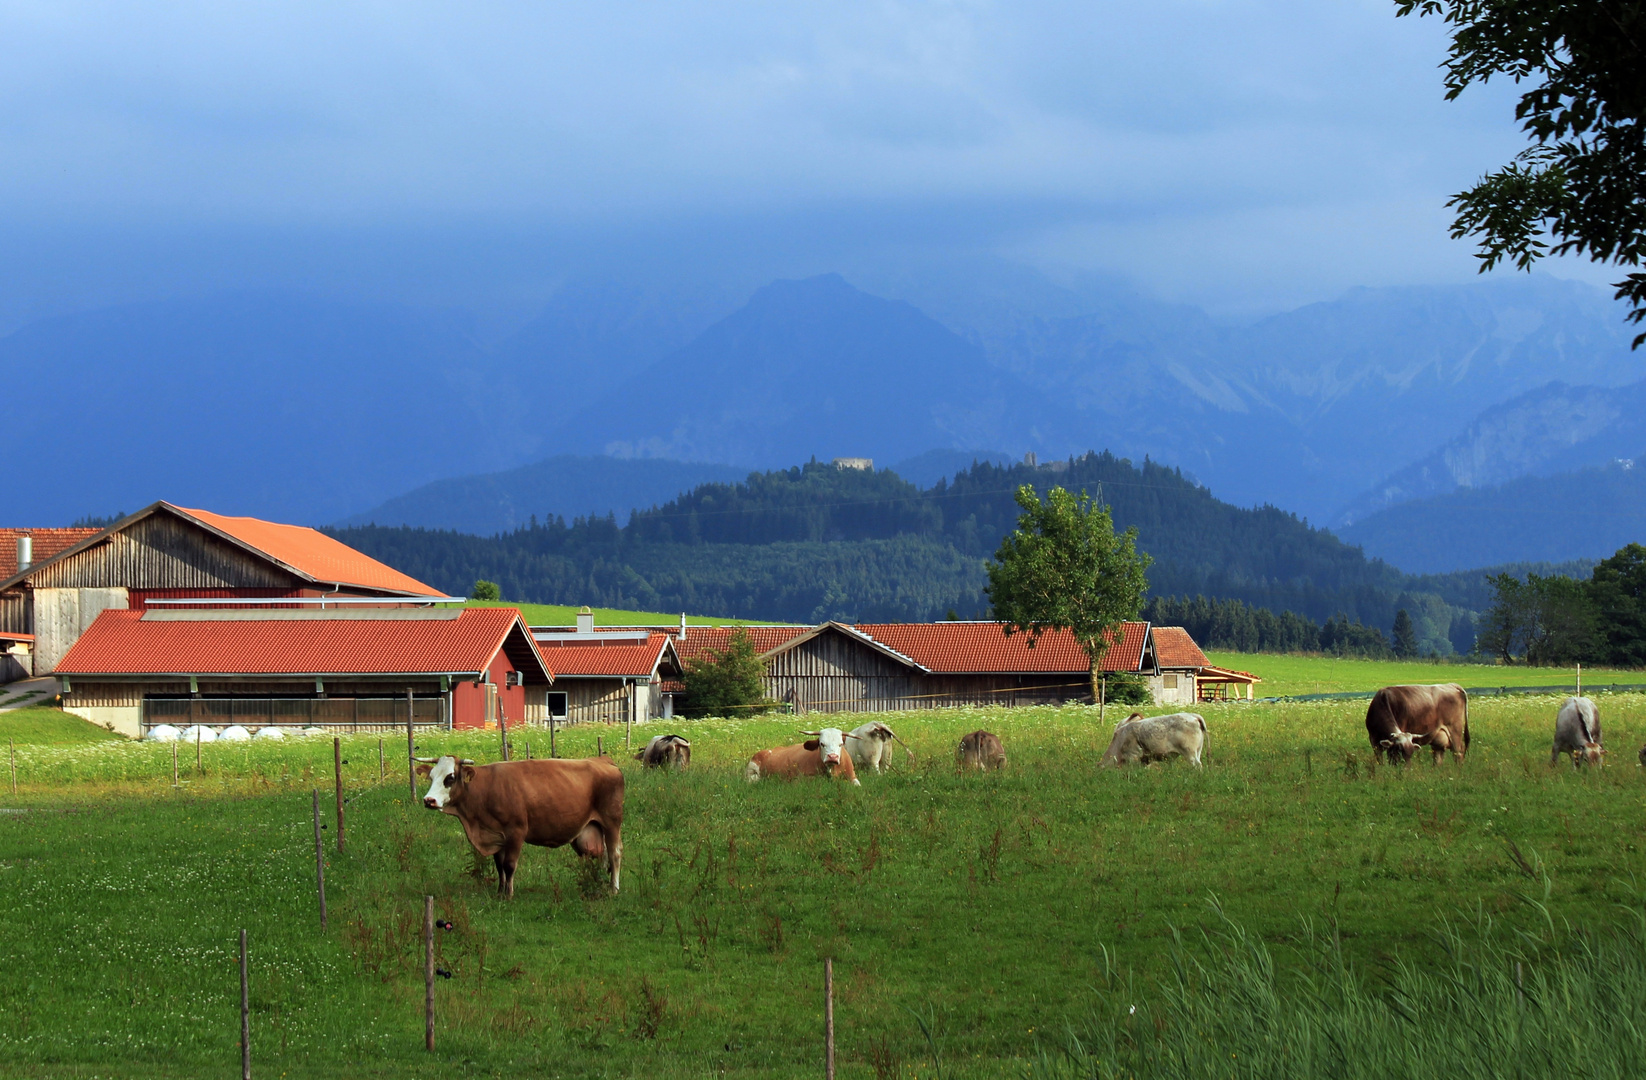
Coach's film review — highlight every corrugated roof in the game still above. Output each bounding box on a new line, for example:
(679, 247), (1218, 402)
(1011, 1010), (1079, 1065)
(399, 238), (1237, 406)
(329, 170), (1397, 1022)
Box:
(172, 505), (439, 596)
(853, 622), (1149, 674)
(0, 528), (102, 580)
(1151, 626), (1210, 670)
(55, 607), (549, 680)
(536, 633), (676, 678)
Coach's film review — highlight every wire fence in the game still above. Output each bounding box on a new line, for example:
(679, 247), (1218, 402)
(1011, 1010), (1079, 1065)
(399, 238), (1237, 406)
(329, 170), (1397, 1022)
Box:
(1257, 682), (1646, 704)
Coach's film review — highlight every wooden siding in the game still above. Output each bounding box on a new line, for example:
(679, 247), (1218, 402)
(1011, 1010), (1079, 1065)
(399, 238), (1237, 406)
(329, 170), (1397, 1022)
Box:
(567, 679), (631, 725)
(765, 631), (925, 713)
(0, 590), (27, 635)
(24, 513), (300, 591)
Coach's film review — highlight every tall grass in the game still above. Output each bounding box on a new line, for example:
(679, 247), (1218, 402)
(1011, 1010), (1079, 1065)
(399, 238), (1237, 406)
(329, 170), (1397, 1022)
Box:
(1036, 893), (1646, 1079)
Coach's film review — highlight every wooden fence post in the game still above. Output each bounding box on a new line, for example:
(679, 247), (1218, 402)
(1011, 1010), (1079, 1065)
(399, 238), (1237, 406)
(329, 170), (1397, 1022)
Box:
(424, 895), (435, 1051)
(378, 737), (384, 782)
(240, 928), (251, 1080)
(197, 725), (203, 774)
(824, 957), (835, 1080)
(549, 713), (557, 759)
(8, 738), (14, 795)
(334, 738), (345, 853)
(499, 708), (510, 762)
(312, 790), (327, 930)
(171, 740), (178, 788)
(406, 689), (416, 802)
(597, 735), (603, 758)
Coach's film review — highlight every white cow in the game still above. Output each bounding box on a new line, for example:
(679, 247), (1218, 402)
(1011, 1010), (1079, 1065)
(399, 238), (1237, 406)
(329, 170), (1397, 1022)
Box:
(1552, 696), (1604, 768)
(1101, 712), (1206, 769)
(847, 721), (912, 774)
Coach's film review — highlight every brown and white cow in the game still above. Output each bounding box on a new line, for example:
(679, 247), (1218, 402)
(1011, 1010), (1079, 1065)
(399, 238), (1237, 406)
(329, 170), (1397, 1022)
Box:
(847, 721), (913, 775)
(745, 728), (861, 785)
(634, 733), (692, 769)
(1552, 696), (1604, 768)
(957, 730), (1006, 770)
(1365, 684), (1469, 765)
(418, 755), (624, 898)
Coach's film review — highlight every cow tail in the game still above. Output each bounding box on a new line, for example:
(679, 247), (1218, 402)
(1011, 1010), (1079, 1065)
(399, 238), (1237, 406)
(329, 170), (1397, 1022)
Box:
(1463, 690), (1471, 749)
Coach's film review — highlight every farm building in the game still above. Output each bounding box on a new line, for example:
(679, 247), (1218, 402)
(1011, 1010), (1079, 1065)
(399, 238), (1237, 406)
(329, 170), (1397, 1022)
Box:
(52, 605), (550, 737)
(528, 607), (683, 725)
(0, 502), (444, 676)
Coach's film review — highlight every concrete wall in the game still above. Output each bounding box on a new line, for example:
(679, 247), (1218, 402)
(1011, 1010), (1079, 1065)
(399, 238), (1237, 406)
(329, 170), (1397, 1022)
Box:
(61, 703), (141, 738)
(1149, 671), (1198, 707)
(32, 588), (128, 674)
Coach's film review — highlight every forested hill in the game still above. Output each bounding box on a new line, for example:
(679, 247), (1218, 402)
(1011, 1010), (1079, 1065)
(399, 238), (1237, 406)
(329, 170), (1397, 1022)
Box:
(329, 452), (1457, 639)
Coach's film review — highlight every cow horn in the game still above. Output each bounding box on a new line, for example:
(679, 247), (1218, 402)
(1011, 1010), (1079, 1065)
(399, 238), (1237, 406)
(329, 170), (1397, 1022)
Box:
(799, 729), (821, 736)
(842, 732), (862, 739)
(412, 756), (442, 763)
(459, 758), (475, 765)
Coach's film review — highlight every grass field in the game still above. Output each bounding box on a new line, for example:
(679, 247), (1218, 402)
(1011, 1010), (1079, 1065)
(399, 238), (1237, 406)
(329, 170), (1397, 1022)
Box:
(462, 601), (780, 627)
(4, 688), (1646, 1077)
(1207, 651), (1645, 698)
(0, 705), (124, 745)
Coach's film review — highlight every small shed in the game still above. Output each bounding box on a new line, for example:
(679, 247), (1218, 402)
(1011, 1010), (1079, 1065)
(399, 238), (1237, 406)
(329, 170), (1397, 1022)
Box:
(1148, 626), (1211, 706)
(531, 609), (682, 725)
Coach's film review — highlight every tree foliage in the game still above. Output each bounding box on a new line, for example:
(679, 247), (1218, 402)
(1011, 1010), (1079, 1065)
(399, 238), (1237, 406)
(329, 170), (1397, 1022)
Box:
(1589, 542), (1646, 664)
(986, 485), (1152, 703)
(469, 579), (501, 601)
(1479, 571), (1598, 664)
(1397, 0), (1646, 344)
(680, 628), (772, 718)
(1392, 608), (1419, 658)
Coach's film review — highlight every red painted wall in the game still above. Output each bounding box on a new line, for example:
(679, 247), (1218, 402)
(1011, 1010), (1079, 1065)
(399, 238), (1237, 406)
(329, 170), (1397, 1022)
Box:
(450, 650), (524, 730)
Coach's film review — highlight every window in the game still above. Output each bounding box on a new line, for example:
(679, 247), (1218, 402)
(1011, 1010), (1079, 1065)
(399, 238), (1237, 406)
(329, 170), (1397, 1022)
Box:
(547, 692), (568, 718)
(1163, 674), (1178, 689)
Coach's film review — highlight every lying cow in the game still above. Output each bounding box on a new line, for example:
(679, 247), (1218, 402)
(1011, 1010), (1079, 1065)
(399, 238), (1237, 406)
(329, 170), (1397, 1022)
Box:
(418, 755), (624, 899)
(1101, 712), (1206, 768)
(634, 733), (692, 769)
(1366, 684), (1469, 764)
(1552, 696), (1604, 768)
(847, 721), (913, 774)
(745, 728), (860, 785)
(957, 730), (1006, 770)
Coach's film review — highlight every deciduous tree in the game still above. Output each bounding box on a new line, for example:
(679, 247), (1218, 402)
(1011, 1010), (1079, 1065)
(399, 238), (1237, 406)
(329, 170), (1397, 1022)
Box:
(681, 628), (772, 718)
(1397, 0), (1646, 344)
(987, 485), (1152, 703)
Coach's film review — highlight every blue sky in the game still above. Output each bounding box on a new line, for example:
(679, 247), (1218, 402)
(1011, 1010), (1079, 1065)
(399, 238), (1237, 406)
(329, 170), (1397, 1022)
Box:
(0, 1), (1613, 323)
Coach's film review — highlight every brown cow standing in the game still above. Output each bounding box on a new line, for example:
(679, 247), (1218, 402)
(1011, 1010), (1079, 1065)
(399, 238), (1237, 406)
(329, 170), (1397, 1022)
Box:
(1365, 684), (1469, 765)
(957, 730), (1006, 770)
(745, 727), (860, 785)
(418, 755), (624, 898)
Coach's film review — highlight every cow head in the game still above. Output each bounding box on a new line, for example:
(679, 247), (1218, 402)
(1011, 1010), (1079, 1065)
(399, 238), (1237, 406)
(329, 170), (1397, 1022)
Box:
(1579, 742), (1605, 767)
(416, 755), (477, 810)
(800, 728), (856, 774)
(1377, 730), (1420, 763)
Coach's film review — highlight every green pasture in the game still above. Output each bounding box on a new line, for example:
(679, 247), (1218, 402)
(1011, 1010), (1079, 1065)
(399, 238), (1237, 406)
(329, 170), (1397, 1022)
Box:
(4, 696), (1646, 1078)
(462, 600), (780, 627)
(1207, 651), (1644, 698)
(0, 705), (124, 745)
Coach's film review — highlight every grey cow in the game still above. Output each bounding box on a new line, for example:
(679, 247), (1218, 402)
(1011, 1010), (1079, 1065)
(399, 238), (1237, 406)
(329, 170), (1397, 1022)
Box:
(1552, 696), (1604, 768)
(847, 721), (912, 774)
(634, 734), (692, 769)
(1101, 712), (1206, 769)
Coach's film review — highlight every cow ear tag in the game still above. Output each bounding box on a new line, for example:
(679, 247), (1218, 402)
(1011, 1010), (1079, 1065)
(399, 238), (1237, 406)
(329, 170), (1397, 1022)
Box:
(461, 765), (478, 782)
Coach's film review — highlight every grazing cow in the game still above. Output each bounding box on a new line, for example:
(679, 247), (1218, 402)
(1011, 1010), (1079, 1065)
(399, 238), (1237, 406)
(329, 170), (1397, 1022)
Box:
(745, 728), (860, 785)
(1101, 712), (1206, 768)
(1552, 696), (1604, 768)
(418, 755), (624, 898)
(957, 730), (1006, 770)
(1365, 684), (1470, 764)
(847, 721), (912, 774)
(634, 733), (692, 769)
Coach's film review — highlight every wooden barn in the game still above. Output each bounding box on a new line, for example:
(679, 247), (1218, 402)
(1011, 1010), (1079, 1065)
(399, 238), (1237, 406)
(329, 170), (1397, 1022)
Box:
(529, 607), (682, 725)
(0, 502), (444, 676)
(52, 605), (550, 737)
(667, 620), (1159, 715)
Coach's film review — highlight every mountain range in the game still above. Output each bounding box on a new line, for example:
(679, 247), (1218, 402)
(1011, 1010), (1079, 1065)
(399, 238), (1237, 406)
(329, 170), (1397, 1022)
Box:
(6, 266), (1642, 574)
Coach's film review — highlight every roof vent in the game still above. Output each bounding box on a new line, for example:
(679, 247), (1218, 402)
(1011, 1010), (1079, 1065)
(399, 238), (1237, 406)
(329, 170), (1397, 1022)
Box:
(679, 612), (687, 640)
(577, 606), (594, 634)
(15, 534), (31, 573)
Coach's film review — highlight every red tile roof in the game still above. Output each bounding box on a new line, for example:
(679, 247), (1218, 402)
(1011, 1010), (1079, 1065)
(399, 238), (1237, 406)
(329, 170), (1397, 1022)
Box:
(55, 607), (549, 680)
(672, 626), (810, 666)
(853, 622), (1149, 674)
(0, 528), (102, 580)
(173, 505), (440, 596)
(535, 633), (677, 678)
(1151, 626), (1210, 670)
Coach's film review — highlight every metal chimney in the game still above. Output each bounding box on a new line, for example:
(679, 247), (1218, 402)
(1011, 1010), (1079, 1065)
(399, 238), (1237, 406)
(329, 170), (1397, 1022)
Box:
(16, 534), (31, 573)
(679, 612), (687, 639)
(576, 605), (594, 634)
